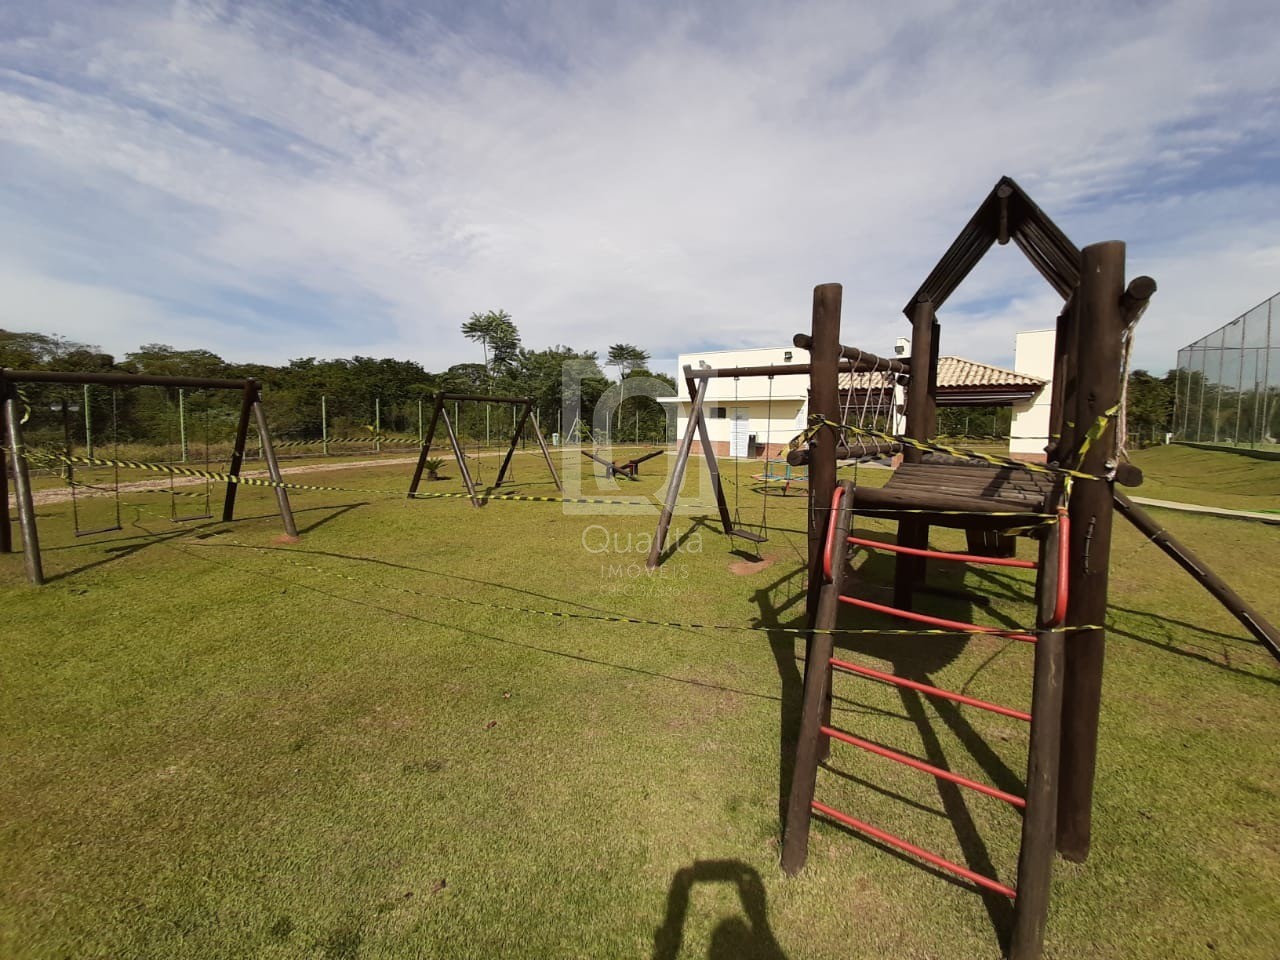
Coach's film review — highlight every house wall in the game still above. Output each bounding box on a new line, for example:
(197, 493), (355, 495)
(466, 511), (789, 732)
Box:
(1010, 329), (1055, 462)
(661, 346), (811, 459)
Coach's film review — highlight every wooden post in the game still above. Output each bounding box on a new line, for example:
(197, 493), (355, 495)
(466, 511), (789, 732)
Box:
(1047, 294), (1079, 462)
(528, 414), (562, 492)
(684, 370), (734, 534)
(895, 297), (937, 610)
(646, 369), (710, 569)
(1008, 496), (1067, 960)
(803, 284), (843, 626)
(441, 405), (481, 507)
(407, 396), (444, 496)
(4, 389), (43, 584)
(1057, 240), (1125, 863)
(782, 480), (854, 874)
(495, 403), (532, 487)
(222, 381), (256, 522)
(251, 390), (299, 539)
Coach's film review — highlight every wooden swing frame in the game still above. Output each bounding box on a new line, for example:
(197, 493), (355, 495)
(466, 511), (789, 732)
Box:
(0, 368), (298, 586)
(644, 356), (897, 569)
(406, 392), (561, 507)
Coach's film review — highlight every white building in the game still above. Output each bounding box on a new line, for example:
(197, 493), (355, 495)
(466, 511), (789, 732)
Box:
(662, 340), (1050, 461)
(657, 346), (812, 458)
(1009, 329), (1055, 462)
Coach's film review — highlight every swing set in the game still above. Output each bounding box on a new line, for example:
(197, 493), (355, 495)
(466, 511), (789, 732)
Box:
(407, 392), (560, 507)
(1, 368), (298, 586)
(645, 352), (902, 569)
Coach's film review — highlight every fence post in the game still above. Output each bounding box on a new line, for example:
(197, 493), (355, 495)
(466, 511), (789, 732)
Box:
(321, 395), (329, 455)
(178, 387), (188, 462)
(83, 384), (93, 459)
(375, 397), (381, 454)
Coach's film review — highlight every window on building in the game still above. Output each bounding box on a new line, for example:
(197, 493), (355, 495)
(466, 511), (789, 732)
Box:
(710, 406), (727, 419)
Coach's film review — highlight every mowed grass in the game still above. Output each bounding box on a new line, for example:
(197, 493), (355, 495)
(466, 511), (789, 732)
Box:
(1, 451), (1277, 959)
(1127, 445), (1280, 512)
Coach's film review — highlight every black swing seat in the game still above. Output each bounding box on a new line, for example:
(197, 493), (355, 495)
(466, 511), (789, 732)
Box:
(728, 528), (767, 544)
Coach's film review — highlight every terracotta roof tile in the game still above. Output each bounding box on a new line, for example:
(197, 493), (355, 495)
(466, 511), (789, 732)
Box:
(839, 357), (1044, 391)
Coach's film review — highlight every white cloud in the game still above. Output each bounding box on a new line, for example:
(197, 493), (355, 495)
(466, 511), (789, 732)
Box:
(0, 0), (1277, 375)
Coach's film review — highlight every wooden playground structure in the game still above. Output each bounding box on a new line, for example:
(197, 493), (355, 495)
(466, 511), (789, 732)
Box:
(406, 392), (560, 507)
(645, 353), (904, 568)
(779, 177), (1156, 960)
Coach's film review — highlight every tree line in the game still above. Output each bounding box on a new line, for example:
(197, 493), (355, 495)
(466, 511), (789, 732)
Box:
(0, 317), (675, 450)
(2, 323), (1199, 452)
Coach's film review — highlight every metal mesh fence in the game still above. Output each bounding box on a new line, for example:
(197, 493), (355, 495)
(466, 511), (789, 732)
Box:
(1172, 291), (1278, 448)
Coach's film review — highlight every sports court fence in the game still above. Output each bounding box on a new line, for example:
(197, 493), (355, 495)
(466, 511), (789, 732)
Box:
(1173, 291), (1279, 448)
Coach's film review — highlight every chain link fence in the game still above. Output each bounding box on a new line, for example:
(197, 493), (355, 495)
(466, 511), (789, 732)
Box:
(1173, 291), (1278, 449)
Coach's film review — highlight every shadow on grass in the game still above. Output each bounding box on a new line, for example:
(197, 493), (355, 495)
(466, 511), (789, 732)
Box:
(652, 860), (786, 960)
(37, 502), (370, 582)
(173, 539), (791, 705)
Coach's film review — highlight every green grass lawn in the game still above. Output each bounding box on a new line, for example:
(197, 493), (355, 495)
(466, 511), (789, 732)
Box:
(2, 451), (1277, 959)
(1126, 445), (1280, 512)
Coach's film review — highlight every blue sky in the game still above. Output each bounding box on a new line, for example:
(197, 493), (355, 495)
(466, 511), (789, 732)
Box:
(1, 0), (1278, 376)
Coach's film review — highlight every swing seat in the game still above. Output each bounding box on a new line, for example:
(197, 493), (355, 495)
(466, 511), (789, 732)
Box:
(728, 528), (767, 544)
(74, 523), (123, 538)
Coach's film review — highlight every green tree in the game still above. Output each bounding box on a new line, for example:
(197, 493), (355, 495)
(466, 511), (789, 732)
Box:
(605, 344), (650, 381)
(1124, 369), (1174, 444)
(461, 310), (520, 389)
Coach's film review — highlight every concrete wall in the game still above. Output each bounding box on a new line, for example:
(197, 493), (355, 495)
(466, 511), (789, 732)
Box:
(1010, 329), (1054, 462)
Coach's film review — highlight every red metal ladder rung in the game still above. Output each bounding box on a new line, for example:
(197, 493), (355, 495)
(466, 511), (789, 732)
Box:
(820, 725), (1026, 808)
(846, 535), (1037, 569)
(810, 800), (1017, 899)
(829, 657), (1032, 722)
(837, 594), (1038, 643)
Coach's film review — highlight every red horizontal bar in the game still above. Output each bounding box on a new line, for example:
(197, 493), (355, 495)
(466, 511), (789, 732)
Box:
(829, 657), (1032, 722)
(847, 535), (1036, 569)
(811, 800), (1017, 899)
(820, 726), (1026, 808)
(838, 595), (1037, 643)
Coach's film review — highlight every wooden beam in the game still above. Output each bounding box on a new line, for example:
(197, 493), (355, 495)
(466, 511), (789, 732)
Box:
(804, 284), (843, 627)
(1114, 491), (1279, 661)
(646, 368), (709, 569)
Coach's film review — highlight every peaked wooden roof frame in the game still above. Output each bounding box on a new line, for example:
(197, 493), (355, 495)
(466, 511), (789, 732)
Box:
(904, 175), (1081, 317)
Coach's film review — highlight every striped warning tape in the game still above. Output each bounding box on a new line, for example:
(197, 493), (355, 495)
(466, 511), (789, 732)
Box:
(9, 447), (655, 508)
(791, 407), (1118, 482)
(411, 491), (654, 506)
(273, 436), (421, 448)
(13, 448), (399, 495)
(193, 537), (1103, 639)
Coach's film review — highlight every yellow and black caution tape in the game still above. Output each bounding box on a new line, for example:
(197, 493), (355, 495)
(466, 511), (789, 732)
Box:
(273, 436), (422, 448)
(194, 537), (1103, 639)
(10, 447), (655, 508)
(793, 407), (1119, 482)
(411, 491), (654, 506)
(14, 448), (399, 495)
